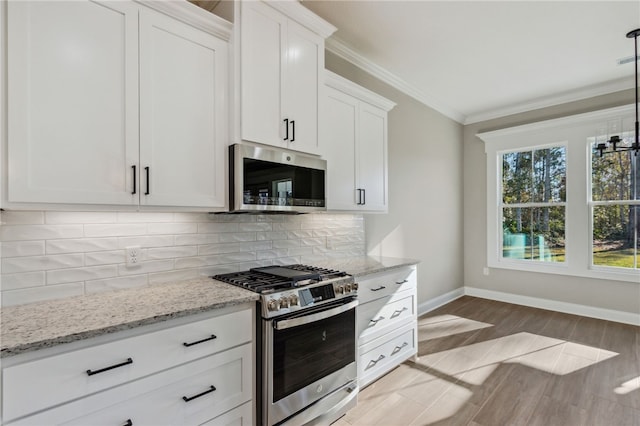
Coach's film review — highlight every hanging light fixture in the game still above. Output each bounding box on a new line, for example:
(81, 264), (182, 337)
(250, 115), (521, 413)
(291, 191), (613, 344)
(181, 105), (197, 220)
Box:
(596, 28), (640, 157)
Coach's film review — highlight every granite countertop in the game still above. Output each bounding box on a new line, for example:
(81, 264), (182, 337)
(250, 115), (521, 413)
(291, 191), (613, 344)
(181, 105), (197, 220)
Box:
(0, 256), (418, 358)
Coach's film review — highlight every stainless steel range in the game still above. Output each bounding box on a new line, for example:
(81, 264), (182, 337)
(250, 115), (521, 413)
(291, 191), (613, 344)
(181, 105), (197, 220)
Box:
(213, 265), (359, 426)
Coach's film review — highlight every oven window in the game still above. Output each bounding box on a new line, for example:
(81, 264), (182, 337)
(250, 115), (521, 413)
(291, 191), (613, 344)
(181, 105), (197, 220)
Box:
(272, 307), (355, 402)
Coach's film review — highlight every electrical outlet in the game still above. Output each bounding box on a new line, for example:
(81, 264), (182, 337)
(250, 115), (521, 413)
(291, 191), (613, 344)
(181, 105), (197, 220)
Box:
(126, 246), (141, 266)
(483, 267), (490, 276)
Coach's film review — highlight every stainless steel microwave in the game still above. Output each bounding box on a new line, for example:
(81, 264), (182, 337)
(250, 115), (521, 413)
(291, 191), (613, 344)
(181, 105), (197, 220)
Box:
(229, 144), (327, 213)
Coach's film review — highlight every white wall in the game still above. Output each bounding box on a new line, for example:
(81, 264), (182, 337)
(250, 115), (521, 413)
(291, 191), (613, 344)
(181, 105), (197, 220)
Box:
(0, 211), (364, 306)
(464, 90), (640, 316)
(325, 52), (465, 307)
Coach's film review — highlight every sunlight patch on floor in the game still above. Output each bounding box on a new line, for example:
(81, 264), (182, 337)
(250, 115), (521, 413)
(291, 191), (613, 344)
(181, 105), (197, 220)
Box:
(417, 315), (493, 340)
(614, 376), (640, 395)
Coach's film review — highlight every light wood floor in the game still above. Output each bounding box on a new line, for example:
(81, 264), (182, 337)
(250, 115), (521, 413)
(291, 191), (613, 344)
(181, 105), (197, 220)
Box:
(335, 296), (640, 426)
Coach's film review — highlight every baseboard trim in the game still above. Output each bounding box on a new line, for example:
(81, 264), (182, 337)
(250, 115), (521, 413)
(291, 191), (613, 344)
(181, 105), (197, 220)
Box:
(417, 287), (465, 317)
(464, 287), (640, 326)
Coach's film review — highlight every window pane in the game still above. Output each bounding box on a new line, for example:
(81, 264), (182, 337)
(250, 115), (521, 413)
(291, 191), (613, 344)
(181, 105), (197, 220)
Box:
(592, 148), (634, 201)
(502, 207), (565, 262)
(593, 204), (637, 269)
(502, 151), (532, 204)
(533, 147), (566, 202)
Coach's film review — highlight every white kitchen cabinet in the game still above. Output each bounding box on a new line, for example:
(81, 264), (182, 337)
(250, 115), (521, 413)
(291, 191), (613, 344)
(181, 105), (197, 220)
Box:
(4, 1), (229, 210)
(323, 71), (396, 212)
(2, 305), (254, 426)
(355, 265), (418, 388)
(238, 0), (335, 155)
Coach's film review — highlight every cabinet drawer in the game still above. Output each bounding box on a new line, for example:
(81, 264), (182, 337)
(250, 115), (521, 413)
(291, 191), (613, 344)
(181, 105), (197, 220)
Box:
(356, 267), (415, 305)
(9, 344), (252, 426)
(201, 401), (253, 426)
(3, 308), (252, 422)
(358, 323), (416, 388)
(357, 293), (415, 345)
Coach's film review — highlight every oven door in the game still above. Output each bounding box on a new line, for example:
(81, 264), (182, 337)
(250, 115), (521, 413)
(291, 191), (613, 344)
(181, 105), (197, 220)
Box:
(263, 298), (358, 426)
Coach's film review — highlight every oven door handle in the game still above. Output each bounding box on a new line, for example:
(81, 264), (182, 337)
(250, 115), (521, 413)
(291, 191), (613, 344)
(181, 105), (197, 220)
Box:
(274, 300), (358, 330)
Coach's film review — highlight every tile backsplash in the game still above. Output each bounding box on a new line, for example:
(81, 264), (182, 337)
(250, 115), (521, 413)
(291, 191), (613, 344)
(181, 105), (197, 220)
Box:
(0, 211), (365, 306)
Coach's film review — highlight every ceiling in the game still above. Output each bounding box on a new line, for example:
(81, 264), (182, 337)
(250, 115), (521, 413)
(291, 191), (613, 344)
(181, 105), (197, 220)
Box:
(300, 1), (640, 124)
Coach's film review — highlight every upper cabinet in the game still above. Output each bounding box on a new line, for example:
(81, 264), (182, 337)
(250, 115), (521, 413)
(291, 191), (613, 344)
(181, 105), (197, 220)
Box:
(322, 71), (396, 212)
(4, 1), (229, 210)
(237, 1), (336, 155)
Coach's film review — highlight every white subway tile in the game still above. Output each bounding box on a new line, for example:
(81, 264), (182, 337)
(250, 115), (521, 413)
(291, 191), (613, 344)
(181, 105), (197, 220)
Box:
(117, 235), (174, 249)
(174, 234), (219, 246)
(300, 238), (326, 247)
(287, 230), (314, 239)
(1, 271), (45, 290)
(219, 232), (257, 243)
(2, 283), (84, 307)
(257, 231), (288, 241)
(213, 214), (255, 223)
(46, 238), (119, 254)
(204, 252), (257, 266)
(1, 211), (45, 225)
(238, 222), (272, 232)
(287, 247), (313, 256)
(2, 254), (84, 273)
(47, 265), (118, 285)
(272, 222), (302, 231)
(148, 269), (199, 285)
(1, 225), (84, 241)
(118, 260), (174, 276)
(175, 257), (209, 269)
(256, 249), (289, 260)
(117, 212), (174, 223)
(147, 246), (198, 260)
(198, 222), (239, 234)
(85, 250), (126, 266)
(173, 212), (210, 222)
(272, 239), (301, 249)
(272, 257), (301, 265)
(2, 241), (45, 257)
(148, 223), (197, 235)
(84, 224), (148, 237)
(46, 211), (116, 224)
(85, 275), (148, 294)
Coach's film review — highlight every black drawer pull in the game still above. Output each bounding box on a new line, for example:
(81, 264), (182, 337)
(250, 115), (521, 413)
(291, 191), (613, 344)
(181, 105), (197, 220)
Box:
(182, 385), (216, 402)
(367, 354), (385, 369)
(396, 279), (409, 285)
(369, 316), (385, 326)
(131, 165), (136, 195)
(370, 285), (386, 292)
(283, 118), (289, 141)
(144, 167), (150, 195)
(183, 334), (217, 347)
(122, 420), (133, 426)
(391, 307), (409, 318)
(86, 358), (133, 376)
(391, 342), (409, 355)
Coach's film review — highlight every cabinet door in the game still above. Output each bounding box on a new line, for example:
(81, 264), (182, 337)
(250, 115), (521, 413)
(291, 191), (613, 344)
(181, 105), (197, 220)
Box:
(7, 0), (139, 205)
(283, 21), (322, 154)
(323, 87), (358, 210)
(357, 103), (388, 212)
(139, 8), (227, 208)
(240, 1), (286, 147)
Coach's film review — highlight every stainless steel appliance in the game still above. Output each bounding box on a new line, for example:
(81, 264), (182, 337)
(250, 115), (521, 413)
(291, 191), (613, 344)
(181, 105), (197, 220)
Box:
(213, 265), (358, 426)
(229, 144), (327, 213)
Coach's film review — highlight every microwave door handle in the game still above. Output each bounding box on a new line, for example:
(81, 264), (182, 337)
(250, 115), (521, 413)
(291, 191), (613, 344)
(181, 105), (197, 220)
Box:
(274, 300), (358, 330)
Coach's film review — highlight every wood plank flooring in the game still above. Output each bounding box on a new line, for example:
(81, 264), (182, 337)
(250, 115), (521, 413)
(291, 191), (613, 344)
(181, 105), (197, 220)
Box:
(335, 296), (640, 426)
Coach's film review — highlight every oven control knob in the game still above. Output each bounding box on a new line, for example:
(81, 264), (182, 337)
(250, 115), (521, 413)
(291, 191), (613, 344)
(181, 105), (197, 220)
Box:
(288, 294), (299, 306)
(267, 299), (278, 311)
(345, 283), (352, 292)
(279, 297), (290, 309)
(336, 285), (344, 295)
(353, 282), (359, 290)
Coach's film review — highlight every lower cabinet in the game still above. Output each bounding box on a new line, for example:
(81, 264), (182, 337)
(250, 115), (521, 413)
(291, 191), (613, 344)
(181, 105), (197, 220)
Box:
(2, 305), (254, 426)
(356, 265), (418, 388)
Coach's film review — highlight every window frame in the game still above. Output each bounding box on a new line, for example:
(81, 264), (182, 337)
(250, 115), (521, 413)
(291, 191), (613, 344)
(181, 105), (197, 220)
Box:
(479, 104), (639, 283)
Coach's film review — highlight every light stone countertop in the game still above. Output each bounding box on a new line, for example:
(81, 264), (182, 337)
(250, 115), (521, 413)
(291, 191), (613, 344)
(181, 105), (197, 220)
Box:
(0, 256), (418, 358)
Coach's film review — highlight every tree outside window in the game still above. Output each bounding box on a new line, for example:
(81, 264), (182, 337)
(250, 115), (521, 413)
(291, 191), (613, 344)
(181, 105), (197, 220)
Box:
(501, 146), (566, 262)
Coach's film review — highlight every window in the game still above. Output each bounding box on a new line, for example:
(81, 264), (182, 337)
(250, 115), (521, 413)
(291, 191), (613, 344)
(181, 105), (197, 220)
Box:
(501, 147), (566, 262)
(479, 104), (638, 283)
(590, 131), (639, 270)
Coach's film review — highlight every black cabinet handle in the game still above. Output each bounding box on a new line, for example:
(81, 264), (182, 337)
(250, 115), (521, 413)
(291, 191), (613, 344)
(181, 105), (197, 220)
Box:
(122, 420), (133, 426)
(144, 167), (150, 195)
(182, 385), (216, 402)
(86, 358), (133, 376)
(283, 118), (289, 141)
(131, 165), (136, 195)
(362, 188), (366, 205)
(396, 279), (409, 285)
(356, 189), (363, 205)
(183, 334), (217, 347)
(370, 285), (386, 292)
(290, 120), (295, 142)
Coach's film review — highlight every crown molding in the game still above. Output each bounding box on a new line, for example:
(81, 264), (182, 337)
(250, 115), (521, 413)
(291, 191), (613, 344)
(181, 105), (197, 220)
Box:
(325, 37), (466, 124)
(464, 76), (636, 125)
(267, 0), (336, 38)
(325, 70), (396, 112)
